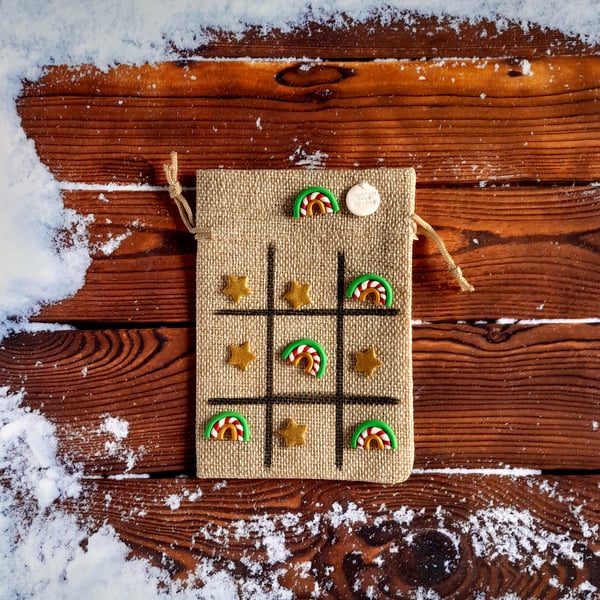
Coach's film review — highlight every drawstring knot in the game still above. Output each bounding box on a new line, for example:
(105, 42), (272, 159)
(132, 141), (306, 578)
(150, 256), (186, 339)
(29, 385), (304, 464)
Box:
(163, 151), (196, 235)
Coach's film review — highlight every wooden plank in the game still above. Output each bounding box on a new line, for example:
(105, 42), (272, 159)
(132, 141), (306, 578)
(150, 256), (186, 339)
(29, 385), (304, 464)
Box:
(37, 185), (600, 323)
(0, 328), (196, 474)
(18, 58), (600, 185)
(193, 17), (600, 59)
(26, 18), (600, 63)
(2, 324), (599, 475)
(73, 474), (600, 597)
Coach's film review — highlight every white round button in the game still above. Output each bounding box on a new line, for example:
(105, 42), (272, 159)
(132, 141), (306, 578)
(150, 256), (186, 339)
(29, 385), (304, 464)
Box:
(346, 182), (381, 216)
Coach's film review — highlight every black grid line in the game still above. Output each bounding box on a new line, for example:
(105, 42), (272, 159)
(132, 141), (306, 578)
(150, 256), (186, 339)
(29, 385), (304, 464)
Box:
(216, 308), (401, 317)
(209, 395), (398, 406)
(211, 244), (399, 469)
(335, 251), (345, 468)
(264, 245), (275, 468)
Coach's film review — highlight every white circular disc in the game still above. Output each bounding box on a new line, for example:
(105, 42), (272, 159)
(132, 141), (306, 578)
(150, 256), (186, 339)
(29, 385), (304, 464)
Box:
(346, 182), (381, 216)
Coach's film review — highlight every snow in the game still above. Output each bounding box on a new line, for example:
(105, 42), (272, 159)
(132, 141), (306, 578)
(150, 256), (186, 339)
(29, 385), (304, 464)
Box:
(99, 415), (129, 440)
(96, 414), (142, 472)
(1, 0), (599, 598)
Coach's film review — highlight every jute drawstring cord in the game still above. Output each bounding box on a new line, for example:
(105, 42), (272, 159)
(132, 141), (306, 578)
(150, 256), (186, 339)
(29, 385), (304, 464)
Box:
(412, 213), (474, 292)
(163, 151), (196, 235)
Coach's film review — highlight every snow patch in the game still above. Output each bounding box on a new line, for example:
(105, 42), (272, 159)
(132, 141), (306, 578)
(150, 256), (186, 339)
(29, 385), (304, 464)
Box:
(96, 414), (141, 472)
(289, 146), (329, 169)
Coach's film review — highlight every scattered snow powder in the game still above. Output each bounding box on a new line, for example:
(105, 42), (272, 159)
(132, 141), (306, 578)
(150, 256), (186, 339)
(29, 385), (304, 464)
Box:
(289, 146), (329, 169)
(0, 387), (81, 510)
(93, 230), (132, 256)
(165, 494), (182, 511)
(466, 506), (586, 573)
(96, 414), (141, 471)
(520, 58), (533, 75)
(326, 501), (368, 529)
(99, 415), (129, 440)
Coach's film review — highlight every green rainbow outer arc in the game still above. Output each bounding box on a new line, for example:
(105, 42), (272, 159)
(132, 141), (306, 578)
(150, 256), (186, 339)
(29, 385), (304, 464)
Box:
(351, 419), (398, 449)
(281, 337), (328, 378)
(293, 186), (340, 219)
(204, 411), (250, 442)
(345, 273), (394, 307)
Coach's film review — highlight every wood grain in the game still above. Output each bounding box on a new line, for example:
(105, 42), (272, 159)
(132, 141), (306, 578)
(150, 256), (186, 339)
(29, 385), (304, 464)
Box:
(73, 474), (600, 597)
(35, 185), (600, 323)
(18, 58), (600, 185)
(195, 19), (600, 60)
(8, 29), (600, 597)
(2, 324), (599, 475)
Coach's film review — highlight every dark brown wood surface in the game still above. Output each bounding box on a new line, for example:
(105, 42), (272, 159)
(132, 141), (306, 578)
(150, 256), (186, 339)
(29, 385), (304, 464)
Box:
(32, 185), (600, 323)
(19, 58), (600, 185)
(2, 323), (599, 475)
(4, 17), (600, 597)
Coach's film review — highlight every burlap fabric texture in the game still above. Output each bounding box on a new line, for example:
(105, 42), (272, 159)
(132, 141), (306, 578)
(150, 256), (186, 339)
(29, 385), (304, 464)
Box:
(192, 168), (416, 484)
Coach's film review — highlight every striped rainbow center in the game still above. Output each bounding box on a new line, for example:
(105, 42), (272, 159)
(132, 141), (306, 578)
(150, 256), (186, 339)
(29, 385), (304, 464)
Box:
(346, 273), (393, 308)
(287, 343), (321, 376)
(281, 338), (327, 378)
(352, 279), (387, 306)
(205, 411), (250, 442)
(293, 186), (340, 219)
(351, 420), (397, 450)
(300, 191), (335, 217)
(356, 426), (392, 450)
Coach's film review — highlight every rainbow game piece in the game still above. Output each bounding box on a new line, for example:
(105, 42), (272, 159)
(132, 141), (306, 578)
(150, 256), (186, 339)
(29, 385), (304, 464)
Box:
(293, 186), (339, 218)
(205, 411), (250, 442)
(351, 420), (397, 450)
(281, 338), (327, 378)
(346, 273), (393, 307)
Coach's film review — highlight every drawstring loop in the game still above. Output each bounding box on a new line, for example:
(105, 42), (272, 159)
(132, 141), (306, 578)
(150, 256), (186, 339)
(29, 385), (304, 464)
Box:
(412, 213), (474, 292)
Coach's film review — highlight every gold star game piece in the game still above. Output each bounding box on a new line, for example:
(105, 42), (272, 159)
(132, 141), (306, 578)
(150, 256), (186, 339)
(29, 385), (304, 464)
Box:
(278, 418), (308, 448)
(223, 275), (252, 303)
(283, 280), (312, 310)
(355, 346), (382, 377)
(227, 341), (257, 372)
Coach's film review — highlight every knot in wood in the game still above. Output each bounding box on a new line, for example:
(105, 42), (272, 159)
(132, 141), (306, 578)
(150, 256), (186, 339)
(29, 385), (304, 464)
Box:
(397, 529), (460, 586)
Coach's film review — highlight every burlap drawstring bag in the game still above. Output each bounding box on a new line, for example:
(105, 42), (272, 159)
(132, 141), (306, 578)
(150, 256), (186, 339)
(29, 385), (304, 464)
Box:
(164, 152), (472, 484)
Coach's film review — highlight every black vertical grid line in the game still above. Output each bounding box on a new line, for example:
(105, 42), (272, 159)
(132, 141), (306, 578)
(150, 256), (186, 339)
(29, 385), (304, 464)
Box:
(264, 244), (276, 468)
(335, 251), (345, 469)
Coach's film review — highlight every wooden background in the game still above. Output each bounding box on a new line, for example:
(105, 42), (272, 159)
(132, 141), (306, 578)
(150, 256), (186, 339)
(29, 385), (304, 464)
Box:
(3, 14), (600, 598)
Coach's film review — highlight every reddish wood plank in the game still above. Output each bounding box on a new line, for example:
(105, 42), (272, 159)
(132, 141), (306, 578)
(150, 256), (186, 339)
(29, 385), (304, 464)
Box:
(0, 328), (196, 474)
(18, 58), (600, 185)
(30, 17), (600, 63)
(2, 324), (599, 474)
(198, 16), (600, 59)
(36, 185), (600, 323)
(72, 474), (600, 597)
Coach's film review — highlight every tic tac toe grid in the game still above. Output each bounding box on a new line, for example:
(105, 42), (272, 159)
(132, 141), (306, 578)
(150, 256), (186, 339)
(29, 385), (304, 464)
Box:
(195, 168), (415, 483)
(211, 244), (401, 469)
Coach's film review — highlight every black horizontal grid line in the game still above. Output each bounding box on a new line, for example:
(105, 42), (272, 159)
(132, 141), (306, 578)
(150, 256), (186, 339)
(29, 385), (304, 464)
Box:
(216, 308), (400, 317)
(209, 395), (399, 406)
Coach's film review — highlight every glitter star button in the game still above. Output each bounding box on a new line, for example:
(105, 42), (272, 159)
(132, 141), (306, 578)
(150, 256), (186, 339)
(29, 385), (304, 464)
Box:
(223, 275), (252, 303)
(283, 280), (312, 310)
(227, 341), (257, 372)
(354, 346), (382, 377)
(278, 418), (308, 448)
